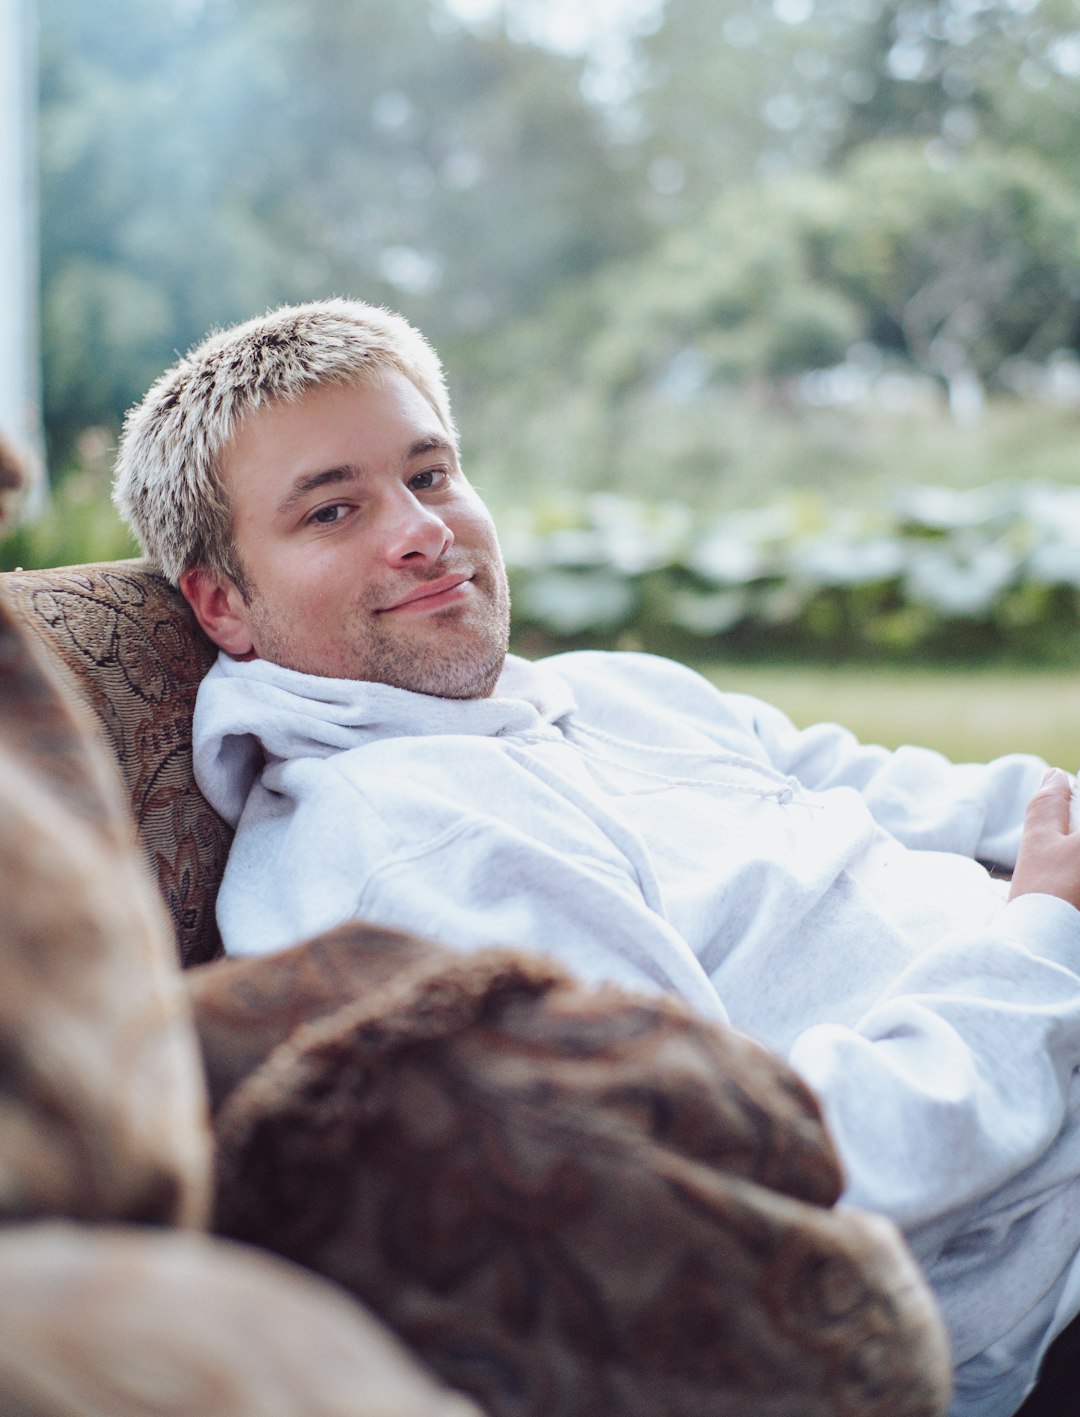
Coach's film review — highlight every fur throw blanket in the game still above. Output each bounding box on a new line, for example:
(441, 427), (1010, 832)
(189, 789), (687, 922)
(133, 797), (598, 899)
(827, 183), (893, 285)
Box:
(206, 929), (951, 1417)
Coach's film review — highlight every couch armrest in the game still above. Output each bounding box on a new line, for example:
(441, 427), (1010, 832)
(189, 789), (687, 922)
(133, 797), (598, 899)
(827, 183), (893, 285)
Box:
(0, 559), (231, 966)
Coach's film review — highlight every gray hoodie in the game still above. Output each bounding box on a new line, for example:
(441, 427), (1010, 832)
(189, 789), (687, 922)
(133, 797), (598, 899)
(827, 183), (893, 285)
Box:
(194, 647), (1080, 1416)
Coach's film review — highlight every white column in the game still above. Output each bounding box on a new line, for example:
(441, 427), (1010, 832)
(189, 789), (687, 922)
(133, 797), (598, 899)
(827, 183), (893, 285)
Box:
(0, 0), (43, 498)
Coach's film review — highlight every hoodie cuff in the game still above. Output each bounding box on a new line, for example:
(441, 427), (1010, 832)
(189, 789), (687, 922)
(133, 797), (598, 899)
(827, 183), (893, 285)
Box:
(1002, 891), (1080, 975)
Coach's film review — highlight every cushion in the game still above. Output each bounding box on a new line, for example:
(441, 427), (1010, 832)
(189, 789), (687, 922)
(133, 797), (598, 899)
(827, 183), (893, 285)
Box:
(0, 560), (231, 966)
(0, 589), (211, 1227)
(212, 934), (952, 1417)
(0, 1222), (482, 1417)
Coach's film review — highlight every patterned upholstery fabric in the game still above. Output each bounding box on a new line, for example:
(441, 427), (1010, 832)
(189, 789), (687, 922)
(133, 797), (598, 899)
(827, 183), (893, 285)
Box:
(0, 560), (231, 967)
(0, 589), (212, 1229)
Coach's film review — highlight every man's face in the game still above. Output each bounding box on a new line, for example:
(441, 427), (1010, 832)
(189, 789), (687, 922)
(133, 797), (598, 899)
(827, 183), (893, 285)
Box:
(190, 372), (511, 698)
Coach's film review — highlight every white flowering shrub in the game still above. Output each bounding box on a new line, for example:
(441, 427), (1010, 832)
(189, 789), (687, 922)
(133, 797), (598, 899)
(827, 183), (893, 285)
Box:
(499, 483), (1080, 662)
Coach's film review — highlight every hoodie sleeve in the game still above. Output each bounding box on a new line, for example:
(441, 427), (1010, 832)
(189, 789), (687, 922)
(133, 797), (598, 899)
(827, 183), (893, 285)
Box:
(554, 651), (1050, 871)
(725, 690), (1051, 870)
(788, 890), (1080, 1237)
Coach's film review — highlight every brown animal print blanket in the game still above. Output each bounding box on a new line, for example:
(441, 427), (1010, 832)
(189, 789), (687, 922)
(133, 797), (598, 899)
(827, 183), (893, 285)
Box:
(203, 929), (950, 1417)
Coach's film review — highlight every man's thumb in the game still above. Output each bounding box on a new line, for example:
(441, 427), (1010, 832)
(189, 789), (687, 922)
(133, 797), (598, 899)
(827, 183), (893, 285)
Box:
(1026, 767), (1072, 834)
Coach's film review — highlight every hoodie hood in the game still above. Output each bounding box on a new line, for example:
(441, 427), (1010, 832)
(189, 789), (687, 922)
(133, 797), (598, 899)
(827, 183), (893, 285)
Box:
(192, 651), (578, 827)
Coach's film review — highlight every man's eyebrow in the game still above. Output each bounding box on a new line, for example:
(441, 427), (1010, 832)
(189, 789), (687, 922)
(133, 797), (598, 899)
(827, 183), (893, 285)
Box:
(275, 463), (362, 518)
(407, 435), (455, 460)
(274, 438), (454, 518)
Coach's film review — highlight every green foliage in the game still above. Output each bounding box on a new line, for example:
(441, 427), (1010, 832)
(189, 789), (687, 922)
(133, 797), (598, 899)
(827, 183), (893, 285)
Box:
(32, 0), (1080, 592)
(36, 0), (646, 468)
(10, 450), (1080, 671)
(501, 481), (1080, 666)
(461, 131), (1080, 511)
(38, 0), (314, 457)
(633, 0), (1080, 213)
(0, 466), (137, 572)
(821, 142), (1080, 387)
(38, 0), (1080, 466)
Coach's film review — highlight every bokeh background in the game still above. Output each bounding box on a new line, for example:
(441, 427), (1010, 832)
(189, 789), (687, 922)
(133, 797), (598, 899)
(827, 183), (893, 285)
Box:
(4, 0), (1080, 756)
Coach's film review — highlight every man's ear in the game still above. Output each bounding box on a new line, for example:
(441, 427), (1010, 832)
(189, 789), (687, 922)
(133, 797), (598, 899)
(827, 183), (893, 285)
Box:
(179, 567), (256, 659)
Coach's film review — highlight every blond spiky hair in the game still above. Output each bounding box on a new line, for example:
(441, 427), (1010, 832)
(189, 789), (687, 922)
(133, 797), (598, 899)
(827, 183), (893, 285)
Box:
(112, 298), (457, 586)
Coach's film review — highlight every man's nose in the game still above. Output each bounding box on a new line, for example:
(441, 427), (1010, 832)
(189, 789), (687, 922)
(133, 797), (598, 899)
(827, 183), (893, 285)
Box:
(382, 492), (453, 566)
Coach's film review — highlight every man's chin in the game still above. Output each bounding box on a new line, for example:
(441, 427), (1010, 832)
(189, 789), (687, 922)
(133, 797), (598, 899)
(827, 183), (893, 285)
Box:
(394, 648), (508, 700)
(359, 624), (509, 699)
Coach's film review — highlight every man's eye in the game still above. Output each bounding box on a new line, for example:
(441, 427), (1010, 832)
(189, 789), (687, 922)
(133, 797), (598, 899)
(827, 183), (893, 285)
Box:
(308, 503), (346, 526)
(409, 468), (447, 492)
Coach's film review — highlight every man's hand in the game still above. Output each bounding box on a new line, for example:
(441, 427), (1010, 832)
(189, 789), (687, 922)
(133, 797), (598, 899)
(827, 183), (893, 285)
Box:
(1009, 768), (1080, 910)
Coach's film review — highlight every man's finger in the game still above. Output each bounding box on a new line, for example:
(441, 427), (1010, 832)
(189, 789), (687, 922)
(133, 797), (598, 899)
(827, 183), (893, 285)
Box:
(1024, 767), (1072, 837)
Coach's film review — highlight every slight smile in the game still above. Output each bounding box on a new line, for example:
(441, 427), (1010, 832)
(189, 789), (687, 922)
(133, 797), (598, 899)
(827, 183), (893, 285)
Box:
(378, 575), (474, 615)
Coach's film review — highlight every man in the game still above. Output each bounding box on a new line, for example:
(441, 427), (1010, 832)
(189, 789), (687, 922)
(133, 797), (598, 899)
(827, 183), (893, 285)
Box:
(115, 298), (1080, 1417)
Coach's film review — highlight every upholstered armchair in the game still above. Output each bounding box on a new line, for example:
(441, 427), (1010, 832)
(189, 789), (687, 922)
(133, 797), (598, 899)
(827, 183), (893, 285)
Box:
(0, 558), (961, 1416)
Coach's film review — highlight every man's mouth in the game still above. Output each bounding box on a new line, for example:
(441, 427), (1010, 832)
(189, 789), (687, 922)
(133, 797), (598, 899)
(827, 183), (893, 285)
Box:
(377, 574), (474, 615)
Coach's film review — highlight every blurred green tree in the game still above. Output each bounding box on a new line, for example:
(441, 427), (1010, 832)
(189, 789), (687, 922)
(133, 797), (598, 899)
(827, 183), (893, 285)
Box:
(627, 0), (1080, 217)
(489, 133), (1080, 421)
(461, 133), (1080, 507)
(37, 0), (644, 465)
(35, 0), (1080, 517)
(820, 142), (1080, 416)
(39, 0), (310, 459)
(832, 0), (1080, 175)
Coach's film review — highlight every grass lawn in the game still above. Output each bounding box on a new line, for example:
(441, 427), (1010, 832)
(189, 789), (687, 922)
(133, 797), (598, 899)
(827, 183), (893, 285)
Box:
(696, 661), (1080, 769)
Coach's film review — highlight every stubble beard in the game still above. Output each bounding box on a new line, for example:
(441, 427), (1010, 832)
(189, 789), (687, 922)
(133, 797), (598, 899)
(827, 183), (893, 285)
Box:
(357, 557), (511, 698)
(241, 555), (512, 699)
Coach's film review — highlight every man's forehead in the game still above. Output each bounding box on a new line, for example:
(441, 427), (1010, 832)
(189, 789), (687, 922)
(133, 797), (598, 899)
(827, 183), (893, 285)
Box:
(228, 371), (448, 453)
